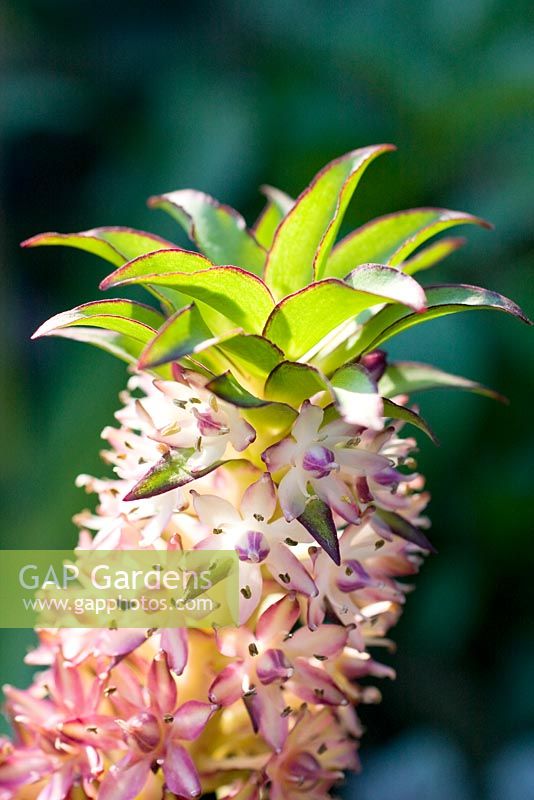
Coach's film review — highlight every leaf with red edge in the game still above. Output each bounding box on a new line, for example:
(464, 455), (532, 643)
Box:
(138, 304), (240, 369)
(263, 269), (426, 361)
(380, 361), (507, 403)
(325, 208), (491, 279)
(22, 226), (175, 266)
(298, 497), (341, 565)
(352, 283), (532, 356)
(401, 237), (466, 275)
(101, 252), (275, 335)
(32, 299), (164, 344)
(149, 189), (266, 275)
(264, 144), (395, 299)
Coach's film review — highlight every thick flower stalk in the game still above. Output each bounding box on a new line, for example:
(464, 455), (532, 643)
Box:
(1, 145), (529, 800)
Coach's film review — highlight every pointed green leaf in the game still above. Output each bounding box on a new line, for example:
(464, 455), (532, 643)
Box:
(401, 237), (466, 275)
(32, 299), (164, 344)
(380, 361), (506, 403)
(263, 269), (426, 361)
(352, 284), (532, 356)
(298, 498), (340, 565)
(100, 248), (212, 284)
(264, 145), (395, 299)
(124, 448), (222, 501)
(101, 252), (275, 335)
(206, 372), (270, 408)
(264, 362), (327, 406)
(329, 363), (383, 430)
(252, 185), (294, 250)
(138, 304), (240, 369)
(148, 189), (266, 274)
(325, 208), (491, 279)
(373, 508), (435, 553)
(22, 227), (175, 267)
(382, 398), (438, 444)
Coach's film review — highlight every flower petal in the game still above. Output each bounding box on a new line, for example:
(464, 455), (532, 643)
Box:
(256, 648), (293, 684)
(36, 766), (73, 800)
(160, 628), (188, 675)
(261, 437), (296, 472)
(268, 542), (318, 597)
(191, 491), (241, 528)
(163, 741), (202, 798)
(293, 400), (324, 442)
(148, 650), (177, 714)
(246, 683), (287, 752)
(209, 663), (245, 706)
(241, 473), (277, 521)
(256, 595), (300, 644)
(284, 624), (348, 659)
(291, 660), (347, 706)
(172, 701), (216, 740)
(98, 757), (150, 800)
(277, 469), (307, 522)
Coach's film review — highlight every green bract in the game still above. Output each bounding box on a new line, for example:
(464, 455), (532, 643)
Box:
(28, 145), (531, 439)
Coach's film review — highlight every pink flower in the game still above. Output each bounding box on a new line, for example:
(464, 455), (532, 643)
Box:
(264, 707), (360, 800)
(1, 658), (116, 799)
(262, 401), (391, 524)
(208, 595), (348, 752)
(306, 518), (423, 639)
(192, 474), (317, 622)
(100, 650), (216, 800)
(134, 372), (256, 471)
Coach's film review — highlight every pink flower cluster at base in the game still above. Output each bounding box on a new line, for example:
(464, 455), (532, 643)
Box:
(0, 370), (430, 800)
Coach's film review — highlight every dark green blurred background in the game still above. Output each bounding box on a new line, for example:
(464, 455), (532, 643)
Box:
(1, 1), (533, 797)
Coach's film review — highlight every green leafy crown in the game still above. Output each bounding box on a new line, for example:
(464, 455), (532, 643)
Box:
(27, 144), (531, 455)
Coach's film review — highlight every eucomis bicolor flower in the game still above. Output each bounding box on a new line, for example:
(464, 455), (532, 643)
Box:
(2, 145), (529, 800)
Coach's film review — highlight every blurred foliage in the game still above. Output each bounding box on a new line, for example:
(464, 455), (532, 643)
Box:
(0, 0), (532, 796)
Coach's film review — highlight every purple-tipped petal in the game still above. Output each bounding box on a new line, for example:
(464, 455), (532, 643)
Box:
(236, 530), (270, 563)
(256, 648), (293, 685)
(302, 445), (337, 478)
(247, 684), (288, 752)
